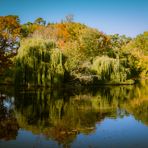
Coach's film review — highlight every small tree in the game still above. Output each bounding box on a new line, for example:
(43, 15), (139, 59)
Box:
(34, 17), (46, 26)
(65, 14), (74, 23)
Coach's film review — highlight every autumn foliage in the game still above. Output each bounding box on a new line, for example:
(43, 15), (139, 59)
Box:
(0, 16), (148, 85)
(0, 16), (21, 74)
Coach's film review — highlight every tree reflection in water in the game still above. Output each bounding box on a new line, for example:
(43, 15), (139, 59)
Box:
(0, 80), (148, 145)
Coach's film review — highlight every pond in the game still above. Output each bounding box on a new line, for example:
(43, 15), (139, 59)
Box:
(0, 80), (148, 148)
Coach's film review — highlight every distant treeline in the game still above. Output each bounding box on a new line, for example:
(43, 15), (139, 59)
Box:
(0, 15), (148, 86)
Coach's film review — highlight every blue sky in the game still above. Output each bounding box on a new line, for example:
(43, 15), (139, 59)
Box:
(0, 0), (148, 37)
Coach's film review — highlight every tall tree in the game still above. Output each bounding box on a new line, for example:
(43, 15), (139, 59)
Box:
(0, 15), (21, 74)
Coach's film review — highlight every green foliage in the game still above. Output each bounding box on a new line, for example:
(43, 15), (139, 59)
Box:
(122, 32), (148, 77)
(14, 37), (65, 86)
(0, 15), (147, 85)
(91, 56), (130, 83)
(34, 17), (46, 26)
(79, 28), (110, 58)
(108, 34), (131, 58)
(134, 32), (148, 55)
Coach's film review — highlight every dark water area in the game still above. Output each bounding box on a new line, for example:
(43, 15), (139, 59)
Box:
(0, 80), (148, 148)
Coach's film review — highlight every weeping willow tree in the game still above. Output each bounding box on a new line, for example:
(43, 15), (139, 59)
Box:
(14, 38), (65, 86)
(91, 56), (134, 84)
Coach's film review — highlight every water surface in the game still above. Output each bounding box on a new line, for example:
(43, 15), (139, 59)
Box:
(0, 80), (148, 148)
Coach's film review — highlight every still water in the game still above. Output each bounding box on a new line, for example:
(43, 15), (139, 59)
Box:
(0, 80), (148, 148)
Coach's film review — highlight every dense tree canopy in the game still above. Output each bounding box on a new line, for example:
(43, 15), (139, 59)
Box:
(14, 37), (65, 86)
(0, 15), (21, 74)
(0, 15), (147, 85)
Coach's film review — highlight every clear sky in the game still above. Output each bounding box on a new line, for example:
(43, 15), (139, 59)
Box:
(0, 0), (148, 37)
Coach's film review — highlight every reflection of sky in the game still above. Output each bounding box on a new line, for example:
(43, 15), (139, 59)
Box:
(0, 130), (61, 148)
(3, 97), (14, 110)
(73, 116), (148, 148)
(0, 116), (148, 148)
(0, 0), (148, 37)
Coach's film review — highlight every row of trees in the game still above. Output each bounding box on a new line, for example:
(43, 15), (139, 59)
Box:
(0, 15), (148, 86)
